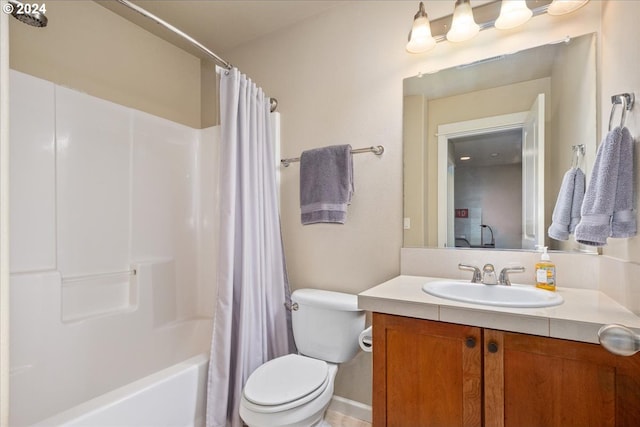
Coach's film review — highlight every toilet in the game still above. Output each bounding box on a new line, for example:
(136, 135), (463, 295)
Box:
(239, 288), (366, 427)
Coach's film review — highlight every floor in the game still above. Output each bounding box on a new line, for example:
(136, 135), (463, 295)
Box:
(325, 410), (371, 427)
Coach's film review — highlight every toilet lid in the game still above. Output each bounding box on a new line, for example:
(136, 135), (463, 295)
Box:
(244, 354), (329, 406)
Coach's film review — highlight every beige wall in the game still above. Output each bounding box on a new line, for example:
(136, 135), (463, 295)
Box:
(223, 0), (603, 406)
(597, 0), (640, 314)
(9, 1), (203, 128)
(225, 1), (412, 406)
(549, 34), (597, 251)
(7, 0), (630, 411)
(403, 95), (427, 247)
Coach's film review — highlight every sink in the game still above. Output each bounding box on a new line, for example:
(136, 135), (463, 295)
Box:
(422, 280), (564, 308)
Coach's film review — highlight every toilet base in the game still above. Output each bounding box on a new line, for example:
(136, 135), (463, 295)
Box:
(240, 364), (338, 427)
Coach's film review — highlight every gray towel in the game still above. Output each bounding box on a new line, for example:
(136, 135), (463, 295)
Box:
(548, 167), (585, 241)
(611, 126), (636, 238)
(575, 127), (623, 246)
(300, 144), (353, 225)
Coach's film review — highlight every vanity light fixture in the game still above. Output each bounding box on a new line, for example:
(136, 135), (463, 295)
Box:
(460, 156), (471, 161)
(495, 0), (532, 30)
(446, 0), (480, 43)
(406, 0), (591, 54)
(547, 0), (589, 16)
(406, 1), (437, 53)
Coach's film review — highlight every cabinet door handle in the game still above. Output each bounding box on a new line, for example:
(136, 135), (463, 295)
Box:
(487, 341), (499, 353)
(465, 337), (476, 348)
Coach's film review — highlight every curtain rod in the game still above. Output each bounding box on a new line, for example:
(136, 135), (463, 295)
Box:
(115, 0), (233, 70)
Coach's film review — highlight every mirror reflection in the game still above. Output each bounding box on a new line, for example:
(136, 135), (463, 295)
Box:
(403, 33), (597, 252)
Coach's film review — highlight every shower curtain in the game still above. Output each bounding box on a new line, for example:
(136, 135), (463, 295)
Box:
(206, 68), (293, 427)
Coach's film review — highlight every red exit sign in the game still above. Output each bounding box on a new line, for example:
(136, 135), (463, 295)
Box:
(455, 209), (469, 218)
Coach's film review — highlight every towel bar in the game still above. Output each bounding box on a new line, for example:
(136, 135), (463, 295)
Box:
(281, 145), (384, 167)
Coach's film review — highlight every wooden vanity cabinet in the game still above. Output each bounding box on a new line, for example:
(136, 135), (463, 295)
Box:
(372, 313), (640, 427)
(372, 313), (483, 427)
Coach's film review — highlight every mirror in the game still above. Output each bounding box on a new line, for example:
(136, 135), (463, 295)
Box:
(403, 33), (597, 252)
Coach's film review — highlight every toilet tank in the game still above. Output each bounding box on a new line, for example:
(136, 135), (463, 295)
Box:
(291, 289), (365, 364)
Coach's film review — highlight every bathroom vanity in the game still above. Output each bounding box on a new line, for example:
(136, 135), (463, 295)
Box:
(359, 276), (640, 427)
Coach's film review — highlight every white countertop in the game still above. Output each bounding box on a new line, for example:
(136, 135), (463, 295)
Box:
(358, 275), (640, 344)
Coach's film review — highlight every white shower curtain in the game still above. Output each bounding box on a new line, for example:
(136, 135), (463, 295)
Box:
(206, 68), (293, 427)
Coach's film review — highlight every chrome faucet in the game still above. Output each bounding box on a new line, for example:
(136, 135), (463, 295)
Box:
(481, 264), (497, 285)
(459, 263), (525, 286)
(498, 266), (526, 286)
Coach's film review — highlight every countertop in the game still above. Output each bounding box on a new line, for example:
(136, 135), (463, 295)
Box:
(358, 275), (640, 344)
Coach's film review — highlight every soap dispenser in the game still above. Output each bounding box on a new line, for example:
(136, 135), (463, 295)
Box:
(535, 246), (556, 291)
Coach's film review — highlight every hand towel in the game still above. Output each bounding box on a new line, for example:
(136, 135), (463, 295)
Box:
(548, 167), (585, 241)
(575, 127), (623, 246)
(299, 144), (353, 225)
(611, 126), (636, 238)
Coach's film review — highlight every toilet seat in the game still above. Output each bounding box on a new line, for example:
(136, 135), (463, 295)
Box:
(243, 354), (329, 413)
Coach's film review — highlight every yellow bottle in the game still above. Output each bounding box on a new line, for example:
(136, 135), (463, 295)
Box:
(535, 246), (556, 291)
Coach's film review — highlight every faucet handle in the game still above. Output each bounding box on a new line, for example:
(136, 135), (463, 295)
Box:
(499, 266), (525, 286)
(459, 263), (481, 283)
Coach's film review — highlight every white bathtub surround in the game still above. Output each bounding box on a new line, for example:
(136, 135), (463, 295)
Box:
(10, 265), (212, 426)
(32, 354), (209, 427)
(9, 70), (219, 425)
(207, 68), (293, 427)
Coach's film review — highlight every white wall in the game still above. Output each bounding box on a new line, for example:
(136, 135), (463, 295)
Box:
(9, 70), (217, 425)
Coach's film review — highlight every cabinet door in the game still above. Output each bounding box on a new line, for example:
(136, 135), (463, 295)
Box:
(373, 313), (482, 427)
(484, 329), (640, 427)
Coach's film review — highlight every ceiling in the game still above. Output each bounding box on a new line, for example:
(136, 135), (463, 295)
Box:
(96, 1), (348, 62)
(451, 128), (523, 168)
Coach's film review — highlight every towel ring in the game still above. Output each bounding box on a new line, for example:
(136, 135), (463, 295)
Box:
(608, 93), (635, 131)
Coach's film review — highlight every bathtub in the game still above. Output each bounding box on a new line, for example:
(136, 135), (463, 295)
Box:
(32, 353), (209, 427)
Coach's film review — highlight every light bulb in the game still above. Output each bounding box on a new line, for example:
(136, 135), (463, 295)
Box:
(547, 0), (589, 16)
(446, 0), (480, 43)
(495, 0), (533, 30)
(406, 2), (436, 53)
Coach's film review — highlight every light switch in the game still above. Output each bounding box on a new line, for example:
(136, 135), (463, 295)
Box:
(403, 217), (411, 229)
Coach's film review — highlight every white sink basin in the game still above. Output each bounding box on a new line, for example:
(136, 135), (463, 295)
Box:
(422, 280), (564, 308)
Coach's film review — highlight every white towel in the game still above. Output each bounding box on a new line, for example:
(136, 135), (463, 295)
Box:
(575, 126), (635, 246)
(548, 167), (585, 241)
(299, 145), (353, 225)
